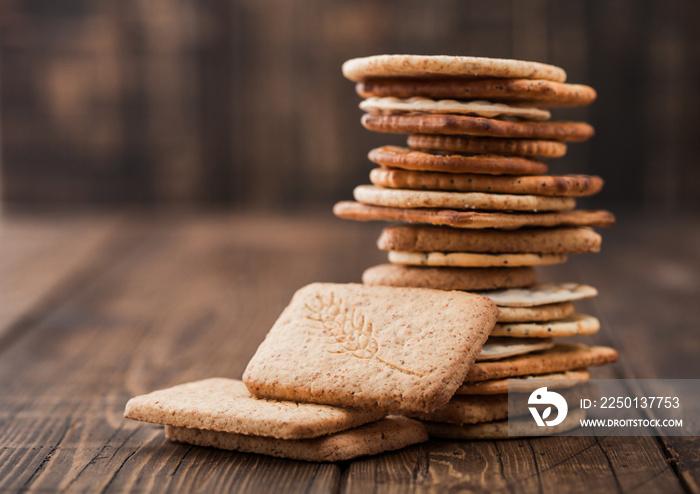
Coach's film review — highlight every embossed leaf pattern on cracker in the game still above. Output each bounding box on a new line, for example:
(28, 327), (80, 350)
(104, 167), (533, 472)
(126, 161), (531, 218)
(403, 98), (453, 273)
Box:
(305, 292), (422, 376)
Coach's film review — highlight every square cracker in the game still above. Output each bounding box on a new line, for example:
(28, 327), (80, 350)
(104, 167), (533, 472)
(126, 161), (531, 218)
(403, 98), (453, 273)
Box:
(124, 378), (385, 440)
(165, 416), (428, 463)
(243, 283), (498, 413)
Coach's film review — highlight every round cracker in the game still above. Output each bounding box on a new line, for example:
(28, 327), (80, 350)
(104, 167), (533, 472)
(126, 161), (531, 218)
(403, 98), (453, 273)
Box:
(465, 343), (618, 382)
(423, 407), (586, 440)
(475, 282), (598, 307)
(388, 251), (567, 268)
(354, 185), (576, 212)
(477, 338), (554, 361)
(342, 55), (567, 82)
(377, 225), (601, 254)
(369, 146), (548, 176)
(356, 78), (597, 107)
(362, 264), (537, 291)
(497, 302), (576, 323)
(370, 168), (604, 197)
(491, 314), (600, 338)
(333, 201), (615, 230)
(408, 134), (567, 158)
(456, 369), (591, 395)
(362, 113), (594, 141)
(360, 97), (551, 121)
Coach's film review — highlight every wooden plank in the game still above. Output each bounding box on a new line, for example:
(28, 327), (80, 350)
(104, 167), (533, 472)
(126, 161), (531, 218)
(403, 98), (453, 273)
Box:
(0, 213), (386, 492)
(0, 213), (120, 337)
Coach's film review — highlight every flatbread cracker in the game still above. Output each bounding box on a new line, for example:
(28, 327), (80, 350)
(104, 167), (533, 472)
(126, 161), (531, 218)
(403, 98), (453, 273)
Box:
(363, 264), (537, 291)
(465, 343), (618, 382)
(476, 282), (598, 307)
(354, 185), (576, 212)
(423, 408), (585, 440)
(491, 314), (600, 338)
(377, 225), (601, 254)
(408, 134), (567, 158)
(405, 394), (509, 425)
(333, 201), (616, 230)
(166, 416), (428, 462)
(360, 97), (551, 121)
(456, 370), (591, 395)
(342, 55), (567, 82)
(370, 168), (604, 197)
(356, 78), (596, 107)
(362, 113), (594, 142)
(124, 378), (385, 439)
(243, 283), (498, 413)
(477, 338), (555, 361)
(388, 250), (567, 268)
(369, 146), (548, 176)
(497, 302), (576, 323)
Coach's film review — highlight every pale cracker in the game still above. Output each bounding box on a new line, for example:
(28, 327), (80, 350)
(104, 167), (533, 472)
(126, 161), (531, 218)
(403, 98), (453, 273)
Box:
(360, 97), (551, 121)
(475, 282), (598, 307)
(354, 185), (576, 212)
(370, 168), (604, 197)
(408, 134), (567, 158)
(356, 78), (596, 107)
(491, 314), (600, 338)
(362, 264), (537, 291)
(369, 146), (548, 176)
(333, 201), (615, 230)
(342, 55), (567, 82)
(388, 251), (567, 268)
(124, 378), (385, 440)
(243, 283), (498, 413)
(423, 408), (585, 440)
(498, 302), (576, 323)
(455, 370), (591, 395)
(465, 343), (618, 382)
(362, 113), (594, 142)
(477, 338), (554, 361)
(404, 394), (508, 425)
(165, 416), (428, 463)
(377, 225), (601, 254)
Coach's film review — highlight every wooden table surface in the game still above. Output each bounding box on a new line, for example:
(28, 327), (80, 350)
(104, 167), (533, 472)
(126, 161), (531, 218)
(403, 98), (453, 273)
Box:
(1, 210), (698, 493)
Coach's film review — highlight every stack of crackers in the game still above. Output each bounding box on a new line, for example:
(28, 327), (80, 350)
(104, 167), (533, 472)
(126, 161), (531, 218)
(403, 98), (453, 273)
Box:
(124, 55), (618, 461)
(334, 55), (618, 438)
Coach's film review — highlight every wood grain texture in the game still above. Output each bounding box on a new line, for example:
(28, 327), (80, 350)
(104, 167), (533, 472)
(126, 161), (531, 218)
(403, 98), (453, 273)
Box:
(0, 211), (697, 493)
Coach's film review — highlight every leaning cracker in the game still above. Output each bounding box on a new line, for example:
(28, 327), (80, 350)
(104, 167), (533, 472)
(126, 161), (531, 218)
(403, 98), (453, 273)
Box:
(124, 378), (385, 439)
(362, 114), (594, 142)
(333, 201), (616, 230)
(477, 338), (555, 361)
(465, 343), (618, 382)
(388, 251), (567, 268)
(491, 314), (600, 338)
(408, 134), (567, 158)
(370, 168), (604, 197)
(424, 408), (586, 440)
(354, 185), (576, 212)
(377, 225), (602, 254)
(360, 97), (551, 121)
(405, 394), (509, 425)
(363, 264), (537, 291)
(475, 282), (598, 307)
(456, 370), (591, 395)
(243, 283), (498, 413)
(342, 55), (567, 82)
(498, 302), (576, 323)
(356, 78), (596, 107)
(166, 416), (428, 463)
(369, 146), (548, 176)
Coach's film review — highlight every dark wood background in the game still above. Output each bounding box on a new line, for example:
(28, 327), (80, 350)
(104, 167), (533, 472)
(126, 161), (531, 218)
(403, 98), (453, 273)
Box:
(2, 0), (700, 210)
